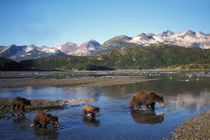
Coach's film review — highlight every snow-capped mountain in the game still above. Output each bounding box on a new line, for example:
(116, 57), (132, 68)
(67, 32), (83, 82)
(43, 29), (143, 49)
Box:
(129, 30), (210, 49)
(56, 40), (101, 56)
(0, 40), (101, 61)
(0, 44), (66, 62)
(93, 30), (210, 55)
(0, 30), (210, 61)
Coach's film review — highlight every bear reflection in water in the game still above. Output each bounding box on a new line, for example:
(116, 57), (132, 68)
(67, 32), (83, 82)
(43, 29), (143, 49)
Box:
(130, 109), (164, 124)
(33, 127), (59, 140)
(83, 116), (100, 127)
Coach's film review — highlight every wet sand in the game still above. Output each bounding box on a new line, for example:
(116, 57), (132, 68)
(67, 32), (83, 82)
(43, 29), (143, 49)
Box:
(0, 76), (153, 88)
(170, 110), (210, 140)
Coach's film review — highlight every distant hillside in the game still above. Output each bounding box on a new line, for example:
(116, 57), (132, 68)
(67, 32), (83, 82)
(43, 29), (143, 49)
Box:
(0, 57), (20, 71)
(19, 44), (210, 71)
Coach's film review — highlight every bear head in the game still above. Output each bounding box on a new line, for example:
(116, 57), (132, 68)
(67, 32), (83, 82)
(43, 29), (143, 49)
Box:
(154, 96), (165, 107)
(48, 115), (59, 128)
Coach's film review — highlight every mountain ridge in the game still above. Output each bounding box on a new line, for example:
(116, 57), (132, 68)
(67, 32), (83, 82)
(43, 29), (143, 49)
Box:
(1, 30), (210, 61)
(0, 40), (101, 61)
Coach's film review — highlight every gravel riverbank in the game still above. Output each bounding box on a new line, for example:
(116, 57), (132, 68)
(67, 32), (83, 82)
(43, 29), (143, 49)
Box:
(170, 110), (210, 140)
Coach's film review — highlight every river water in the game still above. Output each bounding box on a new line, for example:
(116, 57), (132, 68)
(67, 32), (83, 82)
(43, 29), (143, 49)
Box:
(0, 72), (209, 140)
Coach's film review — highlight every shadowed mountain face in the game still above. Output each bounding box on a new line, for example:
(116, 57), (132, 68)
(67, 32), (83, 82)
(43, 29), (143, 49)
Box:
(0, 57), (20, 71)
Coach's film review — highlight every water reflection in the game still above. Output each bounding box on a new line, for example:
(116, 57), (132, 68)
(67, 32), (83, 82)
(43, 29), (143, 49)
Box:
(33, 128), (59, 140)
(83, 118), (100, 127)
(166, 90), (210, 110)
(130, 109), (164, 124)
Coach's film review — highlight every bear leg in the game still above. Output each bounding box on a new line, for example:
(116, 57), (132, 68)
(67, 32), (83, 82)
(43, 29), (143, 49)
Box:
(134, 102), (140, 109)
(41, 122), (47, 128)
(150, 103), (155, 110)
(31, 120), (38, 127)
(21, 105), (25, 113)
(146, 105), (151, 109)
(83, 111), (87, 118)
(12, 104), (16, 113)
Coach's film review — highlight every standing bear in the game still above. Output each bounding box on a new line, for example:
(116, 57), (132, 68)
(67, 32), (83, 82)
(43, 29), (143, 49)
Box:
(129, 92), (165, 110)
(82, 105), (100, 119)
(12, 97), (31, 113)
(31, 113), (59, 128)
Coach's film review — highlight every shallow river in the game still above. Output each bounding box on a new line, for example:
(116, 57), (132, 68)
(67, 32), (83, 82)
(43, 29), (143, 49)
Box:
(0, 72), (210, 140)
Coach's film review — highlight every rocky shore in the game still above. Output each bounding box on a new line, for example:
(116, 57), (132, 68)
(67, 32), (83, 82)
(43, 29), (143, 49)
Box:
(0, 98), (95, 120)
(169, 110), (210, 140)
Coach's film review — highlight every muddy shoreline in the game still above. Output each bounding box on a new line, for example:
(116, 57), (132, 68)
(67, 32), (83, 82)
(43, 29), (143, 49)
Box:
(0, 77), (153, 88)
(169, 110), (210, 140)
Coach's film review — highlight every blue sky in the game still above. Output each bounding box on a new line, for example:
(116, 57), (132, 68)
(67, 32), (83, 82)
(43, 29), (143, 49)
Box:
(0, 0), (209, 47)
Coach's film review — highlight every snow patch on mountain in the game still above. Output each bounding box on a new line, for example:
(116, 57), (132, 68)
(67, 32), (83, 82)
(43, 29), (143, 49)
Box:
(129, 30), (210, 49)
(56, 40), (101, 56)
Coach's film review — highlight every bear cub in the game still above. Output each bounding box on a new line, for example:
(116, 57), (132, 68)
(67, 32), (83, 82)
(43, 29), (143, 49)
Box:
(31, 113), (59, 128)
(82, 105), (100, 119)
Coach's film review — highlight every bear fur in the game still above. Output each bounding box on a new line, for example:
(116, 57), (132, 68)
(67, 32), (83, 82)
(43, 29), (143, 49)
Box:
(12, 97), (31, 113)
(31, 113), (59, 128)
(129, 92), (164, 110)
(82, 105), (100, 118)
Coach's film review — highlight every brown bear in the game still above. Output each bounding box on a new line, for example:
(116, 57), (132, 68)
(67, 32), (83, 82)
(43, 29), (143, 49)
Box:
(82, 105), (100, 119)
(12, 97), (31, 113)
(30, 113), (59, 128)
(129, 92), (164, 110)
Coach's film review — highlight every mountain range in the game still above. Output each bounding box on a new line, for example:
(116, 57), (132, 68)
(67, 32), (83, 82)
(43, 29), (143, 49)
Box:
(0, 40), (101, 62)
(0, 30), (210, 61)
(93, 30), (210, 55)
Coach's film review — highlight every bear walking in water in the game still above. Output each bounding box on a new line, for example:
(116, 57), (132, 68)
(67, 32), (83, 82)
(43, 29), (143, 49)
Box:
(12, 97), (31, 113)
(31, 113), (59, 128)
(130, 92), (164, 110)
(82, 105), (100, 119)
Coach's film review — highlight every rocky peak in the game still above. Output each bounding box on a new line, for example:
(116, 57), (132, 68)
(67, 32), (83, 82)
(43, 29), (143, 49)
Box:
(161, 30), (175, 37)
(79, 40), (101, 50)
(184, 30), (196, 36)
